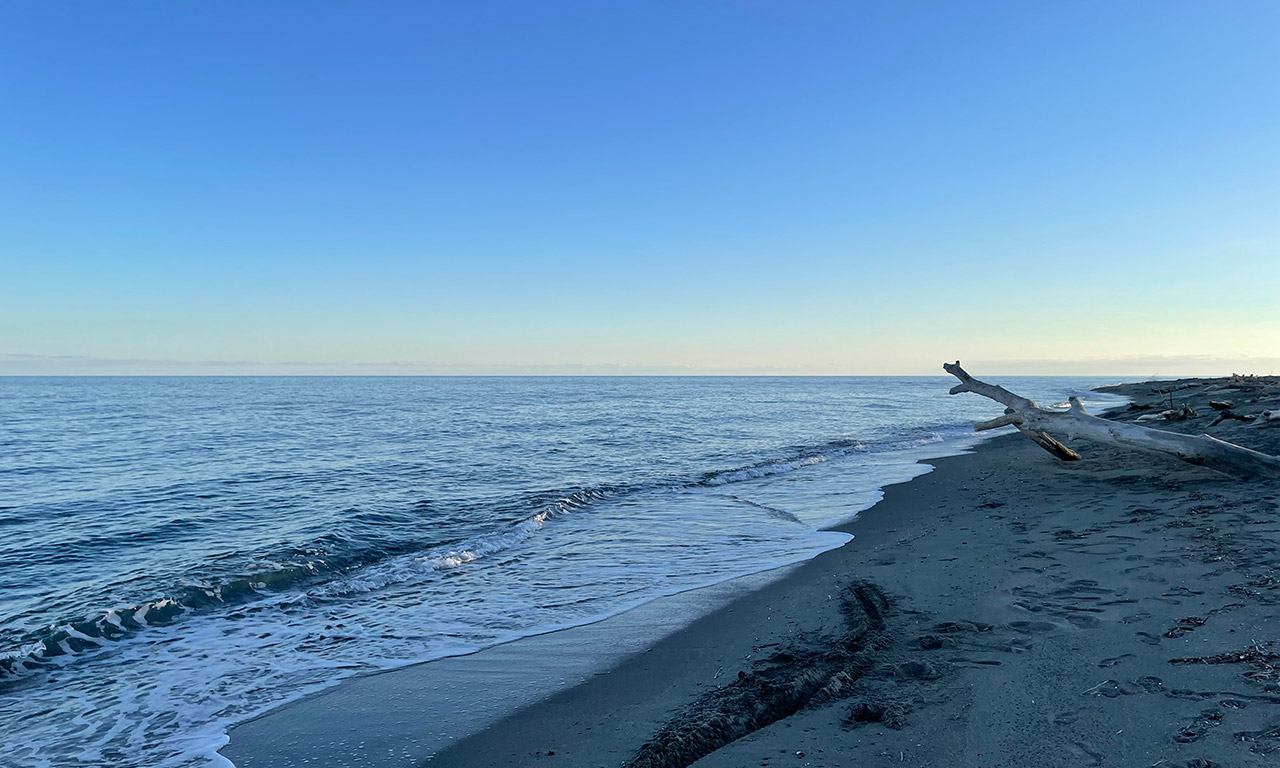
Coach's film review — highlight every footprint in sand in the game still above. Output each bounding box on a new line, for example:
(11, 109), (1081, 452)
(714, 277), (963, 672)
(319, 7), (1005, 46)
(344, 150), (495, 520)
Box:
(1082, 679), (1131, 698)
(1097, 654), (1135, 668)
(1232, 724), (1280, 755)
(1063, 614), (1102, 629)
(1163, 616), (1207, 638)
(1005, 620), (1057, 634)
(1066, 739), (1104, 766)
(931, 620), (993, 634)
(1174, 708), (1224, 743)
(1048, 709), (1083, 726)
(1062, 542), (1132, 556)
(947, 657), (1002, 668)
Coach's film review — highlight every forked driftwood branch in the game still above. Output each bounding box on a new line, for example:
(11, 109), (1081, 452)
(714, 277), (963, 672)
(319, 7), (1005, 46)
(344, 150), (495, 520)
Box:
(944, 361), (1280, 479)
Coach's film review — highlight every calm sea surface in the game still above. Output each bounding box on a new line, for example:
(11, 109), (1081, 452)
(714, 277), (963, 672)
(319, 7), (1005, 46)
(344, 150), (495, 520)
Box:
(0, 376), (1124, 767)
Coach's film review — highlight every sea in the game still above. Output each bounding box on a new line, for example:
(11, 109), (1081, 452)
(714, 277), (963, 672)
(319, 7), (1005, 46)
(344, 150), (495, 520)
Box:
(0, 376), (1126, 767)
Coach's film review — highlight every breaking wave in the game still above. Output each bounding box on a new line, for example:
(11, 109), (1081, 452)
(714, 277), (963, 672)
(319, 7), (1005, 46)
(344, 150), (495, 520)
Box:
(0, 426), (973, 685)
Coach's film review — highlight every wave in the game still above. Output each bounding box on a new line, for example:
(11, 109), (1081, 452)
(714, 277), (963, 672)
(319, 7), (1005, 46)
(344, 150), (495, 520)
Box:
(309, 488), (614, 597)
(0, 489), (615, 685)
(694, 428), (964, 487)
(716, 494), (805, 524)
(0, 425), (973, 685)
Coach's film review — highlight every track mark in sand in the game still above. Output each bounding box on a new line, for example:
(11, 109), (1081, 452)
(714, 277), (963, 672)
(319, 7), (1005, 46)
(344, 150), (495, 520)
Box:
(1163, 616), (1207, 638)
(989, 637), (1034, 654)
(1016, 564), (1055, 574)
(1234, 724), (1280, 755)
(1048, 709), (1083, 726)
(891, 660), (943, 680)
(946, 657), (1002, 668)
(1019, 549), (1056, 560)
(931, 620), (993, 634)
(1175, 709), (1224, 743)
(846, 699), (908, 729)
(1082, 679), (1131, 698)
(1228, 575), (1280, 604)
(1049, 580), (1113, 597)
(1061, 614), (1101, 629)
(624, 582), (892, 768)
(1067, 739), (1104, 766)
(1005, 620), (1056, 634)
(1136, 631), (1163, 646)
(1053, 528), (1089, 541)
(1098, 654), (1135, 668)
(1061, 543), (1132, 556)
(1008, 581), (1126, 630)
(1166, 689), (1280, 705)
(1159, 605), (1244, 640)
(923, 617), (1037, 658)
(1169, 645), (1280, 684)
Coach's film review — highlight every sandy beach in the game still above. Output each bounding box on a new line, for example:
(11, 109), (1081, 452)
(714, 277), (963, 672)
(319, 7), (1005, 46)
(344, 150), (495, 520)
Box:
(223, 377), (1280, 768)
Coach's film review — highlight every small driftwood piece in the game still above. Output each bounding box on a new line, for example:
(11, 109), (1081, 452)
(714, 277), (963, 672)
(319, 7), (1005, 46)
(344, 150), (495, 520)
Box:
(1211, 410), (1254, 427)
(1135, 404), (1199, 423)
(944, 361), (1280, 479)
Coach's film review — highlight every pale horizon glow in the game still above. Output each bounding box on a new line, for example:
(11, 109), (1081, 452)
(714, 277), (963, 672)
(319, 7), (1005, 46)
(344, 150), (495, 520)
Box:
(3, 3), (1278, 377)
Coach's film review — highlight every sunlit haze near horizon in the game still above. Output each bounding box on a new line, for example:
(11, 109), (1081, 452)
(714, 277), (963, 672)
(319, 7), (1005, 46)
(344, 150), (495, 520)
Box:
(3, 2), (1278, 376)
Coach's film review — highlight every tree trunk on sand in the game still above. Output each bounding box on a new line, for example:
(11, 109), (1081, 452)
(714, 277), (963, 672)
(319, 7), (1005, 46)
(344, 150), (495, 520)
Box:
(944, 361), (1280, 479)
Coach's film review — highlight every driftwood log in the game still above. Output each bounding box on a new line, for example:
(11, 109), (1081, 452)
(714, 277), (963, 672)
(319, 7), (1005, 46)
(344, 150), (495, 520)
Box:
(1211, 410), (1254, 427)
(944, 361), (1280, 479)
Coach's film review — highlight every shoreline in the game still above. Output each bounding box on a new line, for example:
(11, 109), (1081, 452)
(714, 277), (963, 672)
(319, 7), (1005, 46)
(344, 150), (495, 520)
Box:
(217, 436), (991, 768)
(222, 435), (1013, 768)
(426, 435), (1034, 767)
(224, 378), (1280, 767)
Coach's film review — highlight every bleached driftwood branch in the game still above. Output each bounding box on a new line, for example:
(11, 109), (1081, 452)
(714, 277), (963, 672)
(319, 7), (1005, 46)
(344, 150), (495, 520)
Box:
(944, 361), (1280, 479)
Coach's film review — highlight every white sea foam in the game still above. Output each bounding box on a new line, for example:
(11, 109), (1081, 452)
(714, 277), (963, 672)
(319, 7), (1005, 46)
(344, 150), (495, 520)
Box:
(703, 455), (829, 485)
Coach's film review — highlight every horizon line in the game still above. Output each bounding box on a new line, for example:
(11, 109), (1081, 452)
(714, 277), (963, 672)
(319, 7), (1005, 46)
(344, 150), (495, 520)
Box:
(0, 372), (1201, 379)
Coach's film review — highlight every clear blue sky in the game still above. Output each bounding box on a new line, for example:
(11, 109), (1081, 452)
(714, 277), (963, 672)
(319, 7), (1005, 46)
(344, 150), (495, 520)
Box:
(3, 2), (1278, 375)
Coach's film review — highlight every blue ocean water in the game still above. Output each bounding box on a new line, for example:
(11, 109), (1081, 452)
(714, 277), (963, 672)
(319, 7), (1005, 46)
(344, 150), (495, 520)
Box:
(0, 376), (1124, 767)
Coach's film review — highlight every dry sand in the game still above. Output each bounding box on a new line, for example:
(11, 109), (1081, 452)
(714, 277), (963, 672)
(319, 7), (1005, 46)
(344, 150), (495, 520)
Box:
(224, 377), (1280, 768)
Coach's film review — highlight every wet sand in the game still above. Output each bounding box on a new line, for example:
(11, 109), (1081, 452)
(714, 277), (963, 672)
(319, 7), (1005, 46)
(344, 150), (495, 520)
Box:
(224, 377), (1280, 768)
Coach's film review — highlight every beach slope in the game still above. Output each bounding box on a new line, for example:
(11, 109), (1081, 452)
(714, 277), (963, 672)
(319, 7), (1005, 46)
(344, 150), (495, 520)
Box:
(427, 377), (1280, 767)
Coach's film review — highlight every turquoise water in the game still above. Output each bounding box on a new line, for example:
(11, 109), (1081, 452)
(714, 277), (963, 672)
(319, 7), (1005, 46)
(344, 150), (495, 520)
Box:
(0, 376), (1124, 767)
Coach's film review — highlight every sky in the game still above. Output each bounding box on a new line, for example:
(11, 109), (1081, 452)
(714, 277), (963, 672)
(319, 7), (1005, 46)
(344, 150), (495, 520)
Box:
(2, 1), (1278, 376)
